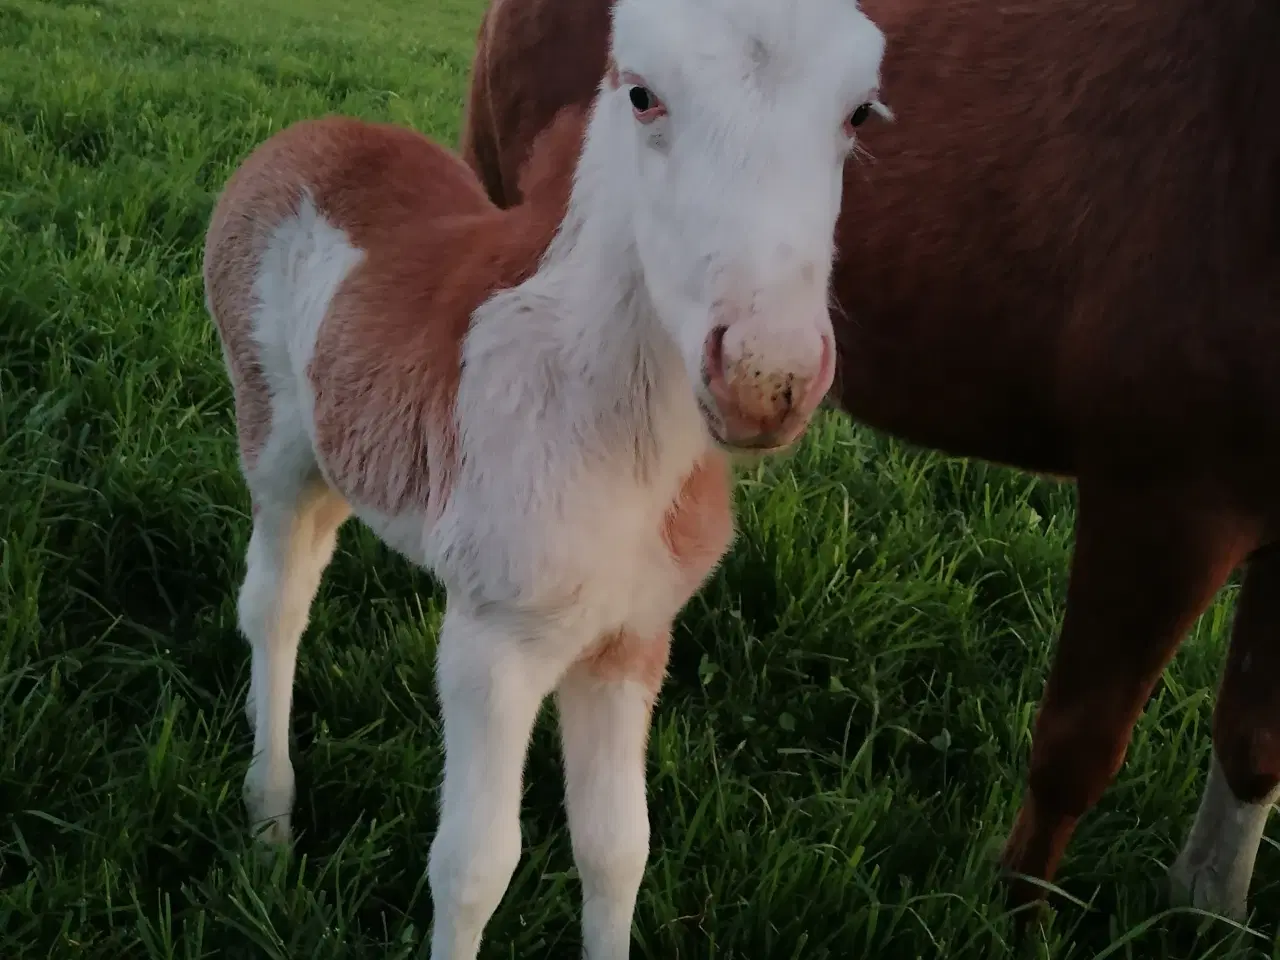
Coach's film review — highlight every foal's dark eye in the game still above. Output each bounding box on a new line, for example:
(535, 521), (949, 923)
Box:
(629, 86), (654, 112)
(848, 103), (872, 128)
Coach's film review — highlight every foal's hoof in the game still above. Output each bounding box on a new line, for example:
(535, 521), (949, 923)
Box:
(243, 764), (295, 846)
(247, 811), (293, 846)
(1167, 856), (1248, 923)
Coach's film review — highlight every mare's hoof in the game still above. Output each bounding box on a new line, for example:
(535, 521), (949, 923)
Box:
(1167, 856), (1248, 923)
(998, 868), (1055, 939)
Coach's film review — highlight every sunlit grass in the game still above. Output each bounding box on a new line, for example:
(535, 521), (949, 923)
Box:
(0, 0), (1274, 955)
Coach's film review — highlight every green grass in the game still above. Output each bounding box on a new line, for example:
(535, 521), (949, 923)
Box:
(0, 0), (1274, 956)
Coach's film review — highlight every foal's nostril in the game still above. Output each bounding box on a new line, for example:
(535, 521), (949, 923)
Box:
(702, 324), (728, 386)
(779, 381), (794, 415)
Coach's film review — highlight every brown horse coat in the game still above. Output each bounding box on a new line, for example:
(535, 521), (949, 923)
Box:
(460, 0), (1280, 920)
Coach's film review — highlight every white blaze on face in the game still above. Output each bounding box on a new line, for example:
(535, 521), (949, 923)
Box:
(606, 0), (887, 449)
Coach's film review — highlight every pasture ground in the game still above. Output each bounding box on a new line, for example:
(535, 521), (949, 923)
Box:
(0, 0), (1275, 956)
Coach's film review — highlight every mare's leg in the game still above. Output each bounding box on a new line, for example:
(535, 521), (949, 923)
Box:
(458, 53), (507, 209)
(557, 629), (671, 960)
(428, 606), (577, 960)
(240, 479), (350, 844)
(1170, 543), (1280, 919)
(1000, 478), (1246, 908)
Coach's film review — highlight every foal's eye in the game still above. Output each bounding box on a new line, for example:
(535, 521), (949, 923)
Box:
(627, 84), (666, 123)
(844, 103), (873, 135)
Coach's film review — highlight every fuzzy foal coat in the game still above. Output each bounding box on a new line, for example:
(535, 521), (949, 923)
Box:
(204, 107), (739, 956)
(205, 109), (735, 687)
(460, 0), (1280, 916)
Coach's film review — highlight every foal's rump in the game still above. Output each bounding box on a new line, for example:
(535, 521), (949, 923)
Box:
(203, 115), (497, 479)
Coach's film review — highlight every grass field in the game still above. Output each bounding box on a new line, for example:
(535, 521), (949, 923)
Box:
(0, 0), (1276, 956)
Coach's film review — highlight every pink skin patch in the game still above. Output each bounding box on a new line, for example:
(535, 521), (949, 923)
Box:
(576, 629), (672, 698)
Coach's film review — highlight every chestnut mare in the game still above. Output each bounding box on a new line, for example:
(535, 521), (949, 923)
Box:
(459, 0), (1280, 923)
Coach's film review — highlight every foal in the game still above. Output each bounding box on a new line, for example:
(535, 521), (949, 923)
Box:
(202, 0), (887, 955)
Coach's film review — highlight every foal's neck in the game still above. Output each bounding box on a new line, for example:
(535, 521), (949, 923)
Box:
(462, 100), (706, 484)
(534, 107), (680, 400)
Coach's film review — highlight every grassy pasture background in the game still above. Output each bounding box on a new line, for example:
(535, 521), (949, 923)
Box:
(0, 0), (1275, 956)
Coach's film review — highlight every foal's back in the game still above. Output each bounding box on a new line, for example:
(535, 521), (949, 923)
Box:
(205, 116), (495, 338)
(204, 114), (581, 498)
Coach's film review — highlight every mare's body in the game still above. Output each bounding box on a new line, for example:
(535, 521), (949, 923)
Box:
(460, 0), (1280, 919)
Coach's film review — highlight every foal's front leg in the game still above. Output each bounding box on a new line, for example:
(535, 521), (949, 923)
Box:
(427, 606), (573, 960)
(557, 629), (671, 960)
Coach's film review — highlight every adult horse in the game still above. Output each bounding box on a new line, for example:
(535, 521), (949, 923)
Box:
(459, 0), (1280, 923)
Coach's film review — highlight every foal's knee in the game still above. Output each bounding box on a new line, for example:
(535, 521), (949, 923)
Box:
(427, 813), (523, 923)
(237, 547), (277, 640)
(572, 812), (650, 903)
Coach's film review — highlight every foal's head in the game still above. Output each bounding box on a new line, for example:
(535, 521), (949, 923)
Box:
(599, 0), (887, 451)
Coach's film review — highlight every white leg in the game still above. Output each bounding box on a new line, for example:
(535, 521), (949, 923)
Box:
(1169, 752), (1280, 920)
(428, 606), (572, 960)
(239, 482), (349, 845)
(557, 630), (668, 960)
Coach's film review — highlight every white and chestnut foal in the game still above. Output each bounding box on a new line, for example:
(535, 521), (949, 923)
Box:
(203, 0), (886, 955)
